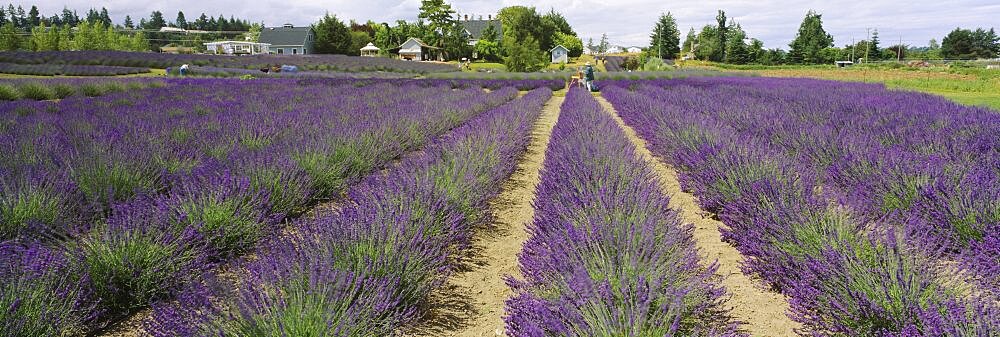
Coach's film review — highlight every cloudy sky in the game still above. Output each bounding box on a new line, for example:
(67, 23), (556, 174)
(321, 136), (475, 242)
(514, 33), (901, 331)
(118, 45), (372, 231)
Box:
(21, 0), (1000, 49)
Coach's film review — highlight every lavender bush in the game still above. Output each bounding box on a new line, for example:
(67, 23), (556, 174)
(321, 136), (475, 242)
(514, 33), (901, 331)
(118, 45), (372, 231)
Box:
(603, 77), (1000, 335)
(505, 86), (741, 336)
(144, 87), (552, 335)
(0, 78), (522, 333)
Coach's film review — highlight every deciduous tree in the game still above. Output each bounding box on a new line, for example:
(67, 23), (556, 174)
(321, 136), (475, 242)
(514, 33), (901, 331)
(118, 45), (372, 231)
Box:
(312, 13), (352, 54)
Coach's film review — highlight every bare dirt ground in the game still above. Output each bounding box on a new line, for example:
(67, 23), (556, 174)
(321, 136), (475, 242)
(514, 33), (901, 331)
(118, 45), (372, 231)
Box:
(595, 96), (801, 337)
(405, 96), (563, 337)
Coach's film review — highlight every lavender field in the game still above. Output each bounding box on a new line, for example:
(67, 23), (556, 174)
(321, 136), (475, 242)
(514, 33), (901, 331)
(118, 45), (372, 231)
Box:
(1, 74), (997, 337)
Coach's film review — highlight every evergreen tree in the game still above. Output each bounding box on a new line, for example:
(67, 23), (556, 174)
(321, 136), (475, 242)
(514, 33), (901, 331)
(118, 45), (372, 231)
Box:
(694, 25), (720, 61)
(715, 10), (727, 61)
(0, 9), (6, 26)
(195, 14), (209, 30)
(29, 22), (59, 50)
(28, 5), (40, 27)
(175, 11), (187, 29)
(868, 29), (881, 60)
(15, 6), (25, 29)
(681, 27), (697, 55)
(649, 12), (680, 59)
(99, 7), (111, 27)
(8, 5), (18, 28)
(124, 15), (133, 29)
(788, 10), (834, 64)
(542, 8), (574, 36)
(598, 33), (609, 53)
(145, 11), (166, 29)
(61, 8), (77, 26)
(724, 21), (751, 64)
(312, 13), (351, 54)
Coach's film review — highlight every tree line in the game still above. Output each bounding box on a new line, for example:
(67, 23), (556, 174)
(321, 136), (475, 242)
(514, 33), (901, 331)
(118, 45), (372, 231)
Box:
(0, 4), (258, 52)
(311, 1), (581, 71)
(645, 9), (999, 65)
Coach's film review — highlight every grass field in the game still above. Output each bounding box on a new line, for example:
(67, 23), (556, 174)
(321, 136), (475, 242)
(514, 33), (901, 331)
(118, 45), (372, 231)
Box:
(684, 61), (1000, 110)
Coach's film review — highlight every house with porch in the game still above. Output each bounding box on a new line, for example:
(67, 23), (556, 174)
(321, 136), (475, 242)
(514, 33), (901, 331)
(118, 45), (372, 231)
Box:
(259, 24), (314, 55)
(398, 37), (443, 61)
(459, 16), (502, 46)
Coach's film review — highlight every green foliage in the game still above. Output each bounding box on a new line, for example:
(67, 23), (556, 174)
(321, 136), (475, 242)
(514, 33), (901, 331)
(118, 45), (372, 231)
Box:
(1, 261), (87, 336)
(72, 160), (161, 212)
(74, 224), (200, 317)
(17, 82), (55, 100)
(0, 187), (66, 239)
(694, 25), (720, 61)
(0, 22), (22, 50)
(542, 9), (575, 36)
(313, 13), (352, 54)
(502, 35), (547, 72)
(0, 83), (22, 100)
(349, 31), (371, 56)
(788, 10), (834, 64)
(942, 27), (1000, 59)
(724, 22), (751, 64)
(715, 10), (728, 61)
(498, 6), (557, 56)
(474, 39), (501, 62)
(649, 12), (681, 59)
(554, 31), (583, 57)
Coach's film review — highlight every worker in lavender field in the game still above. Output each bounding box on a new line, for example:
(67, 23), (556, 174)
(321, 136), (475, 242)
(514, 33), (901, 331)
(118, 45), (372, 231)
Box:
(179, 64), (189, 76)
(584, 62), (595, 91)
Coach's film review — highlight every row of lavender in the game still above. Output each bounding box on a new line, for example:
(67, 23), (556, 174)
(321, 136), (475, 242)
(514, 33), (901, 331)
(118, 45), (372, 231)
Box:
(0, 78), (166, 101)
(145, 88), (552, 335)
(0, 51), (459, 74)
(1, 79), (518, 334)
(0, 62), (152, 76)
(603, 78), (999, 335)
(505, 87), (740, 336)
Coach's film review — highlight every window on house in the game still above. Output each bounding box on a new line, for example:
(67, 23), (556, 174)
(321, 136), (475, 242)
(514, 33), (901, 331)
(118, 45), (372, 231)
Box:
(277, 48), (283, 54)
(293, 49), (298, 55)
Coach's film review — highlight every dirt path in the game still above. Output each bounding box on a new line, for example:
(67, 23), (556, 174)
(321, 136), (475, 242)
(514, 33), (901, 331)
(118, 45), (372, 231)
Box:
(406, 95), (563, 337)
(595, 96), (801, 337)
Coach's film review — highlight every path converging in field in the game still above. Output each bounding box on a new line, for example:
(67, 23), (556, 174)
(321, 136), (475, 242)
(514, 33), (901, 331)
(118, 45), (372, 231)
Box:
(595, 96), (802, 337)
(406, 95), (562, 337)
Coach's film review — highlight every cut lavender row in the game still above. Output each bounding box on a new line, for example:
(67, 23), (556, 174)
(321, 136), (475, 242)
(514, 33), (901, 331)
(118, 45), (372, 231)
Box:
(143, 88), (552, 335)
(505, 86), (741, 336)
(603, 78), (999, 336)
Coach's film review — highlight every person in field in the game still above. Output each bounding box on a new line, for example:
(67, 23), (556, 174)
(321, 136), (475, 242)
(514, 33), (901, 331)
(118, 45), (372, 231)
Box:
(584, 62), (595, 91)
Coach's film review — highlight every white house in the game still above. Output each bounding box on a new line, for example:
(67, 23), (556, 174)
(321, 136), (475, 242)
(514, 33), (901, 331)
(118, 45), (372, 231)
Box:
(398, 37), (443, 61)
(203, 41), (271, 55)
(626, 46), (642, 53)
(259, 24), (315, 55)
(551, 45), (569, 64)
(582, 45), (594, 55)
(606, 45), (623, 54)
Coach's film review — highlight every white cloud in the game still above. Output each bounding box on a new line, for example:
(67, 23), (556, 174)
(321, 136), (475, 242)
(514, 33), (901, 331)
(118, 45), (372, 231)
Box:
(18, 0), (999, 49)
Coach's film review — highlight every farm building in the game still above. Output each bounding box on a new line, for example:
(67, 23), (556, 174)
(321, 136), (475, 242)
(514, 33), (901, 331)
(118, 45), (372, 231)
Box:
(360, 43), (380, 57)
(626, 46), (642, 53)
(582, 45), (594, 55)
(398, 37), (443, 61)
(551, 45), (569, 64)
(459, 16), (502, 46)
(259, 24), (315, 55)
(203, 41), (271, 55)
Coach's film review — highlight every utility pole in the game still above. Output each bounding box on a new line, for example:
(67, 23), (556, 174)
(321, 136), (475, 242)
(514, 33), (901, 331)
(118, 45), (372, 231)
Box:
(851, 37), (855, 63)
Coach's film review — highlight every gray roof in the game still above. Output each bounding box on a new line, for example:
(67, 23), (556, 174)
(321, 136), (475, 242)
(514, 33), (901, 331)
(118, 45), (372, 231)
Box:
(460, 20), (502, 40)
(259, 26), (313, 46)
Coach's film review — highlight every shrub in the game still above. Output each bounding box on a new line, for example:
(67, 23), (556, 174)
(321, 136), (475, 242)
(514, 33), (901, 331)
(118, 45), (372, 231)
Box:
(0, 83), (22, 100)
(0, 242), (90, 336)
(16, 82), (56, 101)
(51, 83), (76, 99)
(78, 83), (105, 97)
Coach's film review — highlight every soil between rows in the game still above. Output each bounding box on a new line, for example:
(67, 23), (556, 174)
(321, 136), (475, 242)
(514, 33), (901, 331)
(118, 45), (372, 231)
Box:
(404, 95), (563, 337)
(595, 95), (802, 337)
